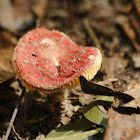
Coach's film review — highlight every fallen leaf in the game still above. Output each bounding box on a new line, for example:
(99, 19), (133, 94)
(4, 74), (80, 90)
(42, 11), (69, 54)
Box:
(123, 98), (140, 109)
(0, 70), (15, 84)
(43, 128), (102, 140)
(83, 96), (114, 126)
(134, 0), (140, 17)
(80, 76), (134, 103)
(127, 81), (140, 90)
(112, 87), (140, 114)
(13, 0), (36, 31)
(79, 94), (95, 106)
(33, 0), (48, 20)
(104, 108), (140, 140)
(43, 118), (103, 140)
(0, 47), (14, 72)
(118, 1), (140, 52)
(102, 55), (128, 78)
(97, 78), (118, 88)
(131, 53), (140, 68)
(0, 47), (15, 83)
(119, 87), (140, 109)
(0, 0), (16, 32)
(0, 31), (17, 83)
(125, 87), (140, 99)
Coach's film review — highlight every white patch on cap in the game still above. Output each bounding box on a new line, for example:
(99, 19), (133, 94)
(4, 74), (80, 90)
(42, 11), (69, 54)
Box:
(41, 38), (55, 47)
(88, 55), (95, 60)
(52, 57), (59, 66)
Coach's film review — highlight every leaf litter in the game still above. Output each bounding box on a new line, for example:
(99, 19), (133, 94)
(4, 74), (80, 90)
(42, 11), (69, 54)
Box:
(0, 0), (140, 140)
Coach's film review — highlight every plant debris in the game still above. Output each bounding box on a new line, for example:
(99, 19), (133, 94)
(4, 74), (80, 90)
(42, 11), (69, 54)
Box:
(0, 0), (140, 139)
(104, 108), (140, 140)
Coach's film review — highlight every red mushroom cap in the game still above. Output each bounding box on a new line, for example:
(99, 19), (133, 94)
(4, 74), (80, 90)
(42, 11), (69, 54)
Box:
(13, 28), (102, 93)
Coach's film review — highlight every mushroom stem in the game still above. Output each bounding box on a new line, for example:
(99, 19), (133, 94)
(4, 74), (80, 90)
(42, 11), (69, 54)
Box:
(62, 88), (69, 104)
(4, 87), (25, 140)
(61, 88), (74, 123)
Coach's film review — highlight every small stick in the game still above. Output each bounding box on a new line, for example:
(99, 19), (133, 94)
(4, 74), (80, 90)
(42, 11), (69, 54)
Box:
(4, 87), (25, 140)
(11, 124), (22, 140)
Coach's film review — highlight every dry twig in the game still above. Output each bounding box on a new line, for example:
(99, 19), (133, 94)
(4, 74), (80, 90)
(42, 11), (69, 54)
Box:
(4, 88), (25, 140)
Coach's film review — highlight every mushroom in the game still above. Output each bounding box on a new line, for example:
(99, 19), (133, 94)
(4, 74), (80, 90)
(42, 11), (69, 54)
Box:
(13, 28), (102, 93)
(3, 28), (102, 140)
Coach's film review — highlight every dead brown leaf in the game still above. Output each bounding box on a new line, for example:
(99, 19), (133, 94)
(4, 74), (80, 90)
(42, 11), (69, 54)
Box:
(131, 53), (140, 68)
(0, 71), (15, 84)
(97, 78), (118, 88)
(0, 0), (16, 32)
(33, 0), (48, 20)
(118, 0), (140, 52)
(71, 86), (95, 106)
(0, 0), (37, 32)
(122, 97), (140, 108)
(112, 85), (140, 114)
(0, 47), (14, 72)
(114, 85), (140, 109)
(127, 81), (140, 91)
(104, 108), (140, 140)
(80, 76), (134, 103)
(134, 0), (140, 17)
(79, 94), (95, 106)
(0, 31), (17, 83)
(102, 55), (128, 78)
(125, 87), (140, 99)
(13, 0), (36, 31)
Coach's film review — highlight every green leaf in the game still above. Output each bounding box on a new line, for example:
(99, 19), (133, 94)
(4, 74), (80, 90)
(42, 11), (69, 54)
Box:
(83, 96), (114, 126)
(46, 118), (94, 138)
(41, 128), (103, 140)
(84, 105), (107, 126)
(39, 96), (113, 140)
(40, 118), (104, 140)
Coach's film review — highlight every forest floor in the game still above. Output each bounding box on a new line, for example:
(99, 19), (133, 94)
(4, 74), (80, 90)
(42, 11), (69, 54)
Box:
(0, 0), (140, 140)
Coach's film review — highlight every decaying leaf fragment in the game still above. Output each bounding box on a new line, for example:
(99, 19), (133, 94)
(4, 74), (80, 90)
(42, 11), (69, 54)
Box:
(104, 85), (140, 140)
(118, 0), (140, 52)
(102, 55), (128, 77)
(0, 70), (15, 84)
(131, 53), (140, 68)
(80, 76), (134, 103)
(122, 87), (140, 108)
(104, 108), (140, 140)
